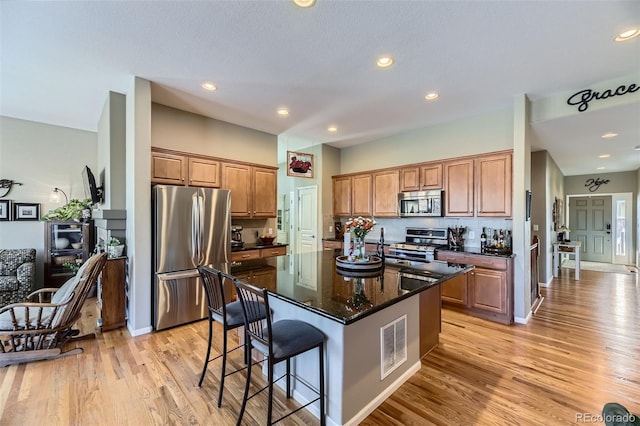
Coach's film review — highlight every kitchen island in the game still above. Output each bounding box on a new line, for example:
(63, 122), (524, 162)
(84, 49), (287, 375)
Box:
(216, 251), (472, 426)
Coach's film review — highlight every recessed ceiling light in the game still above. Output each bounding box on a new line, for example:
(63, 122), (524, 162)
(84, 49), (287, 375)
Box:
(293, 0), (316, 7)
(376, 56), (394, 68)
(615, 28), (640, 42)
(599, 154), (610, 158)
(327, 126), (338, 133)
(597, 167), (606, 170)
(601, 132), (618, 139)
(201, 81), (217, 91)
(425, 92), (439, 100)
(277, 108), (290, 116)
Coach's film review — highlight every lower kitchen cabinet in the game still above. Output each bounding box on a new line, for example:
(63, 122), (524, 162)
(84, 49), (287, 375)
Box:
(437, 250), (513, 324)
(323, 240), (343, 251)
(441, 272), (468, 306)
(234, 267), (277, 292)
(98, 257), (127, 331)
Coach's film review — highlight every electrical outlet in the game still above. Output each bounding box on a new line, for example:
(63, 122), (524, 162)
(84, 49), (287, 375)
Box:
(468, 231), (475, 239)
(533, 224), (539, 231)
(268, 228), (272, 234)
(329, 225), (333, 233)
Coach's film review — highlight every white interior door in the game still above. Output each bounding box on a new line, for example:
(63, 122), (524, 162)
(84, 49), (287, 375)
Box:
(296, 185), (318, 254)
(570, 196), (612, 262)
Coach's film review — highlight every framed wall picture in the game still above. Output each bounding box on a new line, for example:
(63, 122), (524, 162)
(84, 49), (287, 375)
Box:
(0, 200), (11, 221)
(14, 203), (40, 221)
(287, 151), (314, 178)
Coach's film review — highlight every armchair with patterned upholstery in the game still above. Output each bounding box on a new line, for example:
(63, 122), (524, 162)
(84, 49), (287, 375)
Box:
(0, 249), (36, 307)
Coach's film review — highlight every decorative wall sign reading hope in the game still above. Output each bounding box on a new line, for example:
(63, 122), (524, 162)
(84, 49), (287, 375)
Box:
(585, 177), (610, 192)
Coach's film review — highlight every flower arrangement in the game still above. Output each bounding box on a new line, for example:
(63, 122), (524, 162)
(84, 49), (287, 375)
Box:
(344, 216), (376, 240)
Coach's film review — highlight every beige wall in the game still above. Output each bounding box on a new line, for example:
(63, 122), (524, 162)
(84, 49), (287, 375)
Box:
(97, 91), (127, 210)
(339, 107), (513, 174)
(564, 171), (638, 196)
(0, 116), (98, 287)
(151, 103), (277, 167)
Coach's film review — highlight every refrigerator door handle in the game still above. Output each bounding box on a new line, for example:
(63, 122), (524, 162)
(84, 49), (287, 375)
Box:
(197, 190), (205, 265)
(191, 194), (199, 264)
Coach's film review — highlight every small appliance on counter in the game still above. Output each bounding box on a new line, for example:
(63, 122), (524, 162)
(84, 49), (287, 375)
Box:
(231, 225), (244, 248)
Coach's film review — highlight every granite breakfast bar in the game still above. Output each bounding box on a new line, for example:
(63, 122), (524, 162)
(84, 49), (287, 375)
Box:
(218, 250), (472, 426)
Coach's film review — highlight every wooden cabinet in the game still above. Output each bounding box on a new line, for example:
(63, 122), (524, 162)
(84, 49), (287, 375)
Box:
(440, 272), (468, 306)
(151, 148), (276, 218)
(231, 246), (287, 262)
(436, 250), (513, 324)
(443, 158), (474, 217)
(98, 257), (126, 331)
(188, 157), (220, 188)
(323, 240), (343, 250)
(151, 151), (187, 185)
(475, 152), (512, 217)
(372, 170), (399, 217)
(469, 267), (507, 314)
(351, 174), (372, 217)
(332, 176), (352, 217)
(332, 173), (372, 217)
(152, 150), (221, 187)
(400, 162), (442, 192)
(234, 267), (277, 292)
(252, 167), (277, 217)
(44, 221), (93, 288)
(221, 162), (277, 218)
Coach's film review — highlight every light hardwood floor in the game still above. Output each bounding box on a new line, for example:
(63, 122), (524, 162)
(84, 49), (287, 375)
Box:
(1, 267), (638, 425)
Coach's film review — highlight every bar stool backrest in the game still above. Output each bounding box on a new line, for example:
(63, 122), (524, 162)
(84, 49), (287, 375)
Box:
(233, 279), (272, 355)
(197, 266), (227, 323)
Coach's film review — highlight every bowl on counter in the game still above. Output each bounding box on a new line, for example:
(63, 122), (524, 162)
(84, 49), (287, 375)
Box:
(71, 243), (82, 249)
(258, 236), (276, 246)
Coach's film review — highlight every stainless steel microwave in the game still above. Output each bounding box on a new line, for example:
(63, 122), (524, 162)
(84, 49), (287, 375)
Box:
(398, 190), (443, 217)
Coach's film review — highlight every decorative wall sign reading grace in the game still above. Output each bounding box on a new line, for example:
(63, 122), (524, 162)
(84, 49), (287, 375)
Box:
(567, 83), (639, 112)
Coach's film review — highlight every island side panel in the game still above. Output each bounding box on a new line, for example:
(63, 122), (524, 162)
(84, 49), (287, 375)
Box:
(342, 295), (421, 425)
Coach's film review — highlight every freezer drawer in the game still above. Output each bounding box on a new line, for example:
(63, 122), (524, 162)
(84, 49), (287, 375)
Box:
(154, 270), (207, 330)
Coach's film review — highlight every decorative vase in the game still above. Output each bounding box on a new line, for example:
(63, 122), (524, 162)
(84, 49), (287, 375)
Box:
(353, 235), (368, 262)
(107, 245), (125, 258)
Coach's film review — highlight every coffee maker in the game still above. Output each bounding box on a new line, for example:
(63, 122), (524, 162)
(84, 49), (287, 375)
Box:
(231, 225), (243, 248)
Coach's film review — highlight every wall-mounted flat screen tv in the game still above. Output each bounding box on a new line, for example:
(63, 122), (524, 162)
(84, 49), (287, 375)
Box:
(82, 165), (103, 205)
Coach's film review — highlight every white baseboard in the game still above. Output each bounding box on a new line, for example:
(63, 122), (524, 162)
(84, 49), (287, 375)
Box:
(514, 310), (531, 324)
(127, 324), (153, 337)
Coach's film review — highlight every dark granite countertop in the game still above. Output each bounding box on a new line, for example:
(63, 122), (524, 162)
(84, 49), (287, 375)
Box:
(216, 250), (472, 325)
(231, 242), (288, 252)
(438, 247), (515, 258)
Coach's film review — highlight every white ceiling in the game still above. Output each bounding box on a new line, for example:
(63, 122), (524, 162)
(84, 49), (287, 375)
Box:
(1, 1), (639, 176)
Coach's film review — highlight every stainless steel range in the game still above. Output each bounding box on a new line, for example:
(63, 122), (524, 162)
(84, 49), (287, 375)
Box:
(388, 227), (448, 262)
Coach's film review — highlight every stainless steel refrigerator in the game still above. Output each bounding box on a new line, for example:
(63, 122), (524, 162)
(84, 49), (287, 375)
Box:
(153, 185), (231, 330)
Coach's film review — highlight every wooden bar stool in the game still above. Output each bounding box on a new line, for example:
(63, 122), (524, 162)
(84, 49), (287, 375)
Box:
(233, 278), (326, 425)
(196, 266), (267, 407)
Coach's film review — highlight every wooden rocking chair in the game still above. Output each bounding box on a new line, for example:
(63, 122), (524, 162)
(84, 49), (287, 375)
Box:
(0, 252), (107, 367)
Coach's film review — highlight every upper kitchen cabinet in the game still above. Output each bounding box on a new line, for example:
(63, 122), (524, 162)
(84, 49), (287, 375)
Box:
(443, 158), (474, 217)
(399, 162), (442, 192)
(372, 169), (399, 217)
(332, 173), (372, 217)
(221, 162), (277, 218)
(332, 176), (352, 217)
(151, 148), (220, 187)
(188, 157), (220, 188)
(351, 173), (373, 217)
(475, 152), (512, 217)
(151, 150), (187, 185)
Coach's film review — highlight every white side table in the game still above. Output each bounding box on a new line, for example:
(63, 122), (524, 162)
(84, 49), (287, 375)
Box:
(553, 241), (582, 280)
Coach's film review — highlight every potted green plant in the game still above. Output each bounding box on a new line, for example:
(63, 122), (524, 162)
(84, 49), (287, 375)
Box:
(106, 237), (125, 258)
(42, 198), (93, 221)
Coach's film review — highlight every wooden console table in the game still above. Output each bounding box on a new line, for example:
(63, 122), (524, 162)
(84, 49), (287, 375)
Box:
(553, 241), (582, 280)
(98, 257), (127, 330)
